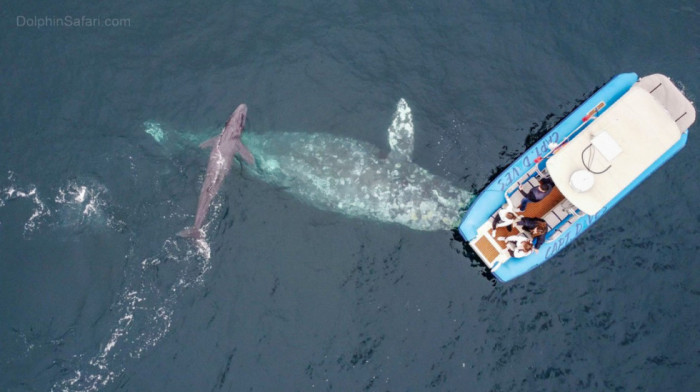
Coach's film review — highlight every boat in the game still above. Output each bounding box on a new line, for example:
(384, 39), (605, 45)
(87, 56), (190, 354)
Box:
(458, 73), (695, 282)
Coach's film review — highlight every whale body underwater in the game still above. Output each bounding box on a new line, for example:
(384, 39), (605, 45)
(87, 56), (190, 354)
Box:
(148, 99), (472, 231)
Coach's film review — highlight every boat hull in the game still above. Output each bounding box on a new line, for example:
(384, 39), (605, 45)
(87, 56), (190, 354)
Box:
(458, 72), (690, 282)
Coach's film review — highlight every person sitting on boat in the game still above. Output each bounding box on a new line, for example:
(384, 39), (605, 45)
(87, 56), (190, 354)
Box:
(518, 177), (555, 211)
(516, 217), (548, 251)
(497, 233), (534, 258)
(490, 197), (521, 236)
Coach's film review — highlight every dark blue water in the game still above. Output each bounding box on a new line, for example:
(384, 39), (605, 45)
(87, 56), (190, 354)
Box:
(1, 2), (699, 391)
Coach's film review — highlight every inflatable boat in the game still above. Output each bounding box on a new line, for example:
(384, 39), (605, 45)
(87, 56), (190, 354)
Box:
(458, 73), (695, 282)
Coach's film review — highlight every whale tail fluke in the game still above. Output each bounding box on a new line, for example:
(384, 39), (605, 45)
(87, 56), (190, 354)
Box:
(177, 227), (202, 239)
(387, 98), (414, 162)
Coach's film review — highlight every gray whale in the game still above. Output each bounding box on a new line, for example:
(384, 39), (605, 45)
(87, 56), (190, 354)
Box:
(241, 99), (471, 231)
(178, 104), (254, 239)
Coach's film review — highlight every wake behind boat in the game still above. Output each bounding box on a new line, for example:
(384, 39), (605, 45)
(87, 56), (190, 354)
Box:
(459, 73), (695, 282)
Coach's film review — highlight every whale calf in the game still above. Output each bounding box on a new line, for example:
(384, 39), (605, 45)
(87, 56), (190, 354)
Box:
(178, 104), (254, 239)
(240, 99), (472, 230)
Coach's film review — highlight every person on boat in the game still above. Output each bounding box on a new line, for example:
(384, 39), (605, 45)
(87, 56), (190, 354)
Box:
(516, 217), (548, 251)
(490, 197), (521, 236)
(518, 177), (555, 211)
(497, 233), (534, 258)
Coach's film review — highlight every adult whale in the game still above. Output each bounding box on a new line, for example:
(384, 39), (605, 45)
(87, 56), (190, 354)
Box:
(178, 103), (254, 239)
(240, 99), (472, 231)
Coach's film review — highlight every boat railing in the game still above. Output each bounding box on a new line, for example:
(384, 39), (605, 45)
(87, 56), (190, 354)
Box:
(539, 115), (598, 163)
(544, 199), (585, 242)
(503, 115), (598, 201)
(505, 163), (555, 212)
(499, 115), (599, 243)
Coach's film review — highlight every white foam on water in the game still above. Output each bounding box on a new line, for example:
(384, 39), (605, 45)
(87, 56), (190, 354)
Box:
(54, 181), (109, 226)
(1, 164), (220, 391)
(51, 198), (219, 392)
(0, 172), (52, 235)
(52, 247), (211, 391)
(0, 173), (122, 236)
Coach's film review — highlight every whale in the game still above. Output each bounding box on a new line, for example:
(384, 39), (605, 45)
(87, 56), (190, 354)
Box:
(149, 99), (471, 231)
(178, 103), (254, 239)
(239, 99), (472, 231)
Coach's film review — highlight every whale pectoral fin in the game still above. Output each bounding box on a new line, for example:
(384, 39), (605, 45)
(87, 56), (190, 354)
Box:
(234, 141), (255, 165)
(199, 136), (219, 149)
(387, 98), (414, 162)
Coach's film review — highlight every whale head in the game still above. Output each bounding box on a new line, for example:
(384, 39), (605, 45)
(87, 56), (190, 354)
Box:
(224, 104), (247, 140)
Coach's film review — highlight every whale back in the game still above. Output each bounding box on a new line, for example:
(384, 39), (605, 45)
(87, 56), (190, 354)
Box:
(242, 130), (471, 231)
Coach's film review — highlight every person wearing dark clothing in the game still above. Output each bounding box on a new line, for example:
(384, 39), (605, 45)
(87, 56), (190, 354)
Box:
(518, 177), (555, 211)
(490, 197), (520, 236)
(517, 217), (548, 250)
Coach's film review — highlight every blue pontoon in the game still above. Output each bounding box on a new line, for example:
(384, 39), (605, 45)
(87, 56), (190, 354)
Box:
(459, 73), (696, 282)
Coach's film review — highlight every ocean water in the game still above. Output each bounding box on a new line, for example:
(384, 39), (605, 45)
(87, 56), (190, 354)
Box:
(1, 1), (699, 391)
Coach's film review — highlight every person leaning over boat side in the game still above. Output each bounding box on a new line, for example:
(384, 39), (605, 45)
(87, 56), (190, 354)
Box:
(490, 197), (521, 236)
(518, 177), (555, 211)
(497, 233), (534, 258)
(517, 217), (548, 251)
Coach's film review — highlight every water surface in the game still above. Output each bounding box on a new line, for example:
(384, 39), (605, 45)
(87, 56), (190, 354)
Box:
(1, 2), (699, 391)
